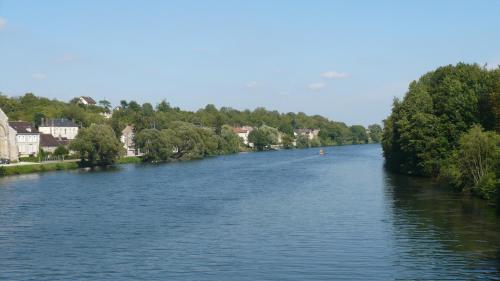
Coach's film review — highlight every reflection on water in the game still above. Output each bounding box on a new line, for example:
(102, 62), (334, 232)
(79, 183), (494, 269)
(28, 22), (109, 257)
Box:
(385, 172), (500, 278)
(0, 144), (499, 280)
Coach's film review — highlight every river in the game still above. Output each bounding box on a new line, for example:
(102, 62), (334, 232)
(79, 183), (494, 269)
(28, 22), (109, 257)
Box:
(0, 144), (499, 280)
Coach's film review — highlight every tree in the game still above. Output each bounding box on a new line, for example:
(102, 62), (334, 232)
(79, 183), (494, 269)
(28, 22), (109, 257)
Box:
(163, 122), (206, 159)
(310, 137), (322, 147)
(135, 128), (172, 162)
(382, 63), (499, 176)
(368, 124), (383, 143)
(98, 100), (112, 112)
(441, 125), (500, 201)
(218, 125), (241, 154)
(296, 135), (310, 148)
(248, 125), (279, 151)
(53, 145), (69, 157)
(281, 134), (294, 149)
(69, 124), (122, 165)
(350, 125), (368, 144)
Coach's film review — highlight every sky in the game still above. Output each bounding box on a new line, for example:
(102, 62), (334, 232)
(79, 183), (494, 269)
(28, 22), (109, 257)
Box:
(0, 1), (499, 126)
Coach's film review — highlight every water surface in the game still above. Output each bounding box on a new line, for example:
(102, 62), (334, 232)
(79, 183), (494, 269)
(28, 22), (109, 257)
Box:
(1, 144), (499, 280)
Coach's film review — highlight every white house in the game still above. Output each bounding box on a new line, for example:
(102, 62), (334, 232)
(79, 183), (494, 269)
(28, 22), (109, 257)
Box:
(0, 108), (19, 162)
(233, 126), (254, 147)
(121, 125), (142, 156)
(78, 96), (96, 106)
(294, 128), (320, 140)
(39, 118), (79, 140)
(8, 121), (40, 157)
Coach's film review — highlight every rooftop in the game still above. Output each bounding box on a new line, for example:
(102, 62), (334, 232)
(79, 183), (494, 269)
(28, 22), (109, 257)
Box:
(40, 118), (79, 128)
(8, 121), (39, 134)
(40, 134), (68, 147)
(80, 96), (96, 105)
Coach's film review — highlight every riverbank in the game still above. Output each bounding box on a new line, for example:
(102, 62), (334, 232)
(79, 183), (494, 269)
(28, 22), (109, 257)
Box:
(0, 143), (375, 177)
(0, 161), (80, 176)
(0, 156), (144, 177)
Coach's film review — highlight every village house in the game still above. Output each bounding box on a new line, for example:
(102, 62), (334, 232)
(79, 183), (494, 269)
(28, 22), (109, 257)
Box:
(0, 108), (19, 162)
(40, 134), (69, 154)
(78, 96), (96, 106)
(294, 128), (320, 140)
(121, 125), (142, 156)
(233, 126), (254, 147)
(100, 112), (112, 119)
(39, 118), (79, 140)
(8, 121), (40, 157)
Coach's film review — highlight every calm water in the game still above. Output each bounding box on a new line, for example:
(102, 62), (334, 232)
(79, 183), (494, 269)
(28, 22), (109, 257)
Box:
(1, 144), (499, 280)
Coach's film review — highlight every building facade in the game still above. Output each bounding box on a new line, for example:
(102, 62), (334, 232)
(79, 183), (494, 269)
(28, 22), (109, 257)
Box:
(294, 128), (320, 140)
(39, 118), (79, 140)
(0, 108), (19, 162)
(121, 125), (141, 156)
(9, 121), (40, 157)
(233, 126), (254, 147)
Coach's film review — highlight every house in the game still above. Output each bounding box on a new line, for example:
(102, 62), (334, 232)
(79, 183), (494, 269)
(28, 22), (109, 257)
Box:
(100, 112), (112, 119)
(8, 121), (40, 157)
(0, 108), (19, 162)
(39, 118), (79, 140)
(294, 128), (320, 140)
(40, 134), (69, 154)
(78, 96), (96, 106)
(233, 126), (254, 147)
(121, 125), (142, 156)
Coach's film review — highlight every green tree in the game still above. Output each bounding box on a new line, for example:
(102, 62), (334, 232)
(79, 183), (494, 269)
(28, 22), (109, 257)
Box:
(310, 137), (322, 147)
(248, 125), (279, 151)
(350, 125), (368, 144)
(135, 128), (172, 162)
(368, 124), (383, 143)
(441, 125), (500, 201)
(98, 100), (112, 112)
(383, 63), (499, 176)
(53, 145), (69, 157)
(296, 135), (310, 148)
(281, 134), (295, 149)
(217, 125), (241, 154)
(69, 124), (122, 165)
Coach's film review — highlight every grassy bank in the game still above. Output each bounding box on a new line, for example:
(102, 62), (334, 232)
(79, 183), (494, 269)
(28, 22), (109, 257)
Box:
(0, 156), (143, 177)
(116, 156), (143, 164)
(0, 162), (80, 176)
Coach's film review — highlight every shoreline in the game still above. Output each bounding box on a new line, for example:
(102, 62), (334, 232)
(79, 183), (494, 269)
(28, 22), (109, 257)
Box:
(0, 143), (378, 177)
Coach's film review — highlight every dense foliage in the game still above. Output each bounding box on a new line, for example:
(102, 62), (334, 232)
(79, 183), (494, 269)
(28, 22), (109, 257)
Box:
(0, 92), (383, 166)
(0, 93), (107, 127)
(248, 125), (279, 151)
(382, 63), (500, 204)
(69, 124), (122, 165)
(135, 122), (240, 162)
(441, 126), (500, 202)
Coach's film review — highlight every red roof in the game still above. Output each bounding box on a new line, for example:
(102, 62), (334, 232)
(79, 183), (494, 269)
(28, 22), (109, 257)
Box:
(233, 127), (249, 133)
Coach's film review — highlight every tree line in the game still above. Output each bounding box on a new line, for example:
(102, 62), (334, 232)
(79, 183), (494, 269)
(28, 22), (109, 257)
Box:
(382, 63), (500, 206)
(0, 92), (383, 165)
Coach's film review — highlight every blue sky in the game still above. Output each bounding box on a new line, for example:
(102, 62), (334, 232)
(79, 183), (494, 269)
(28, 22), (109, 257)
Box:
(0, 1), (499, 125)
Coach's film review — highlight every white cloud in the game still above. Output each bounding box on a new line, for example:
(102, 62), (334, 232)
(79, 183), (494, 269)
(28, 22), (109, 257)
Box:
(32, 73), (47, 80)
(308, 82), (325, 91)
(246, 81), (258, 88)
(0, 17), (6, 30)
(321, 71), (349, 79)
